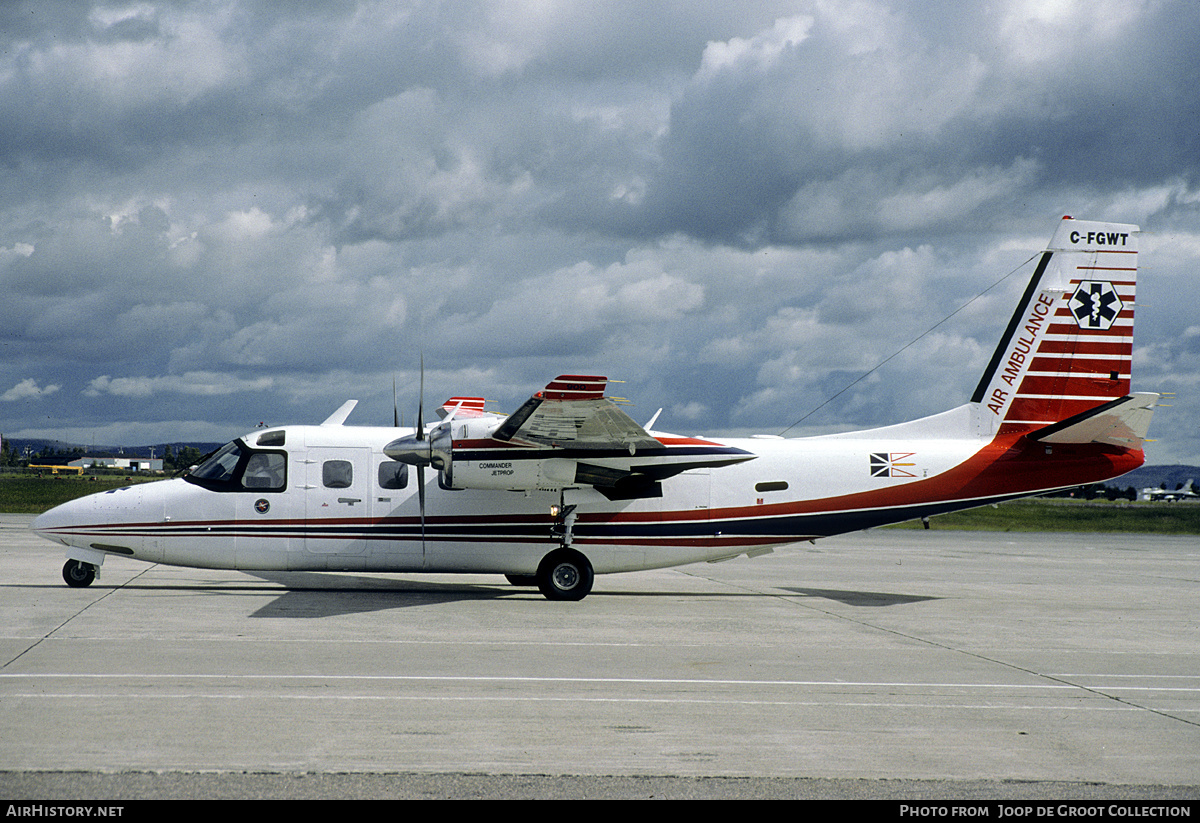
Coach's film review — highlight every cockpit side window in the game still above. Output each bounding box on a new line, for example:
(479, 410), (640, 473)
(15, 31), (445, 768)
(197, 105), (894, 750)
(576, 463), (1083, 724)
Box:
(243, 452), (287, 490)
(185, 439), (287, 493)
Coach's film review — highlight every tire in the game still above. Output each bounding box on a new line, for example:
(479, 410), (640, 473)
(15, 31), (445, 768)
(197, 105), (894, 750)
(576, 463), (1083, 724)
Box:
(62, 559), (97, 588)
(504, 574), (538, 587)
(536, 549), (594, 601)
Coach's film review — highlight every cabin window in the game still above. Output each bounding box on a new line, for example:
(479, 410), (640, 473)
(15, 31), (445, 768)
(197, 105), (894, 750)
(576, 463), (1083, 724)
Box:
(378, 461), (408, 490)
(323, 460), (354, 489)
(755, 481), (789, 493)
(256, 430), (286, 447)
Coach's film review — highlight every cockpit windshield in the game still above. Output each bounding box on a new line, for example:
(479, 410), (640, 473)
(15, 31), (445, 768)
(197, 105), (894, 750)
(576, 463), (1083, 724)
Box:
(189, 441), (243, 484)
(185, 439), (287, 492)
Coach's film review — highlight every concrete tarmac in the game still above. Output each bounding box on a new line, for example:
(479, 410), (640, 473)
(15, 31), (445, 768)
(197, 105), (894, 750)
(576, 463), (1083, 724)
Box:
(1, 514), (1197, 800)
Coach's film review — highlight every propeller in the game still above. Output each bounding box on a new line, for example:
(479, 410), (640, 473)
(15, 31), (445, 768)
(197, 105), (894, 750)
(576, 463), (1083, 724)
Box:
(383, 356), (453, 553)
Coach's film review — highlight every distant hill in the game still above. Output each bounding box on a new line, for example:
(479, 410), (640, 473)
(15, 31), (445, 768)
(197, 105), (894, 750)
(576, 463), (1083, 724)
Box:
(1109, 465), (1200, 492)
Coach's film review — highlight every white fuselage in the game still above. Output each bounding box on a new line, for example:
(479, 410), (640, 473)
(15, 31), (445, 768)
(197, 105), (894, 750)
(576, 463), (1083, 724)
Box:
(32, 407), (1038, 578)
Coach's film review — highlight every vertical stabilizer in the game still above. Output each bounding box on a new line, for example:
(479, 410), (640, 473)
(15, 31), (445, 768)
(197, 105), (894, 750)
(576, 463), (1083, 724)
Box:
(972, 217), (1139, 436)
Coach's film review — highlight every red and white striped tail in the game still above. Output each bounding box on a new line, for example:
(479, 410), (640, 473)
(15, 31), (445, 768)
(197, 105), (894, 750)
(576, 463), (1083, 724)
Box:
(973, 217), (1138, 436)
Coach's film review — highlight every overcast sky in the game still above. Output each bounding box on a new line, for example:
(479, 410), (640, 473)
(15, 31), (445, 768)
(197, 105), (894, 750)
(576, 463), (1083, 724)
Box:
(3, 1), (1199, 465)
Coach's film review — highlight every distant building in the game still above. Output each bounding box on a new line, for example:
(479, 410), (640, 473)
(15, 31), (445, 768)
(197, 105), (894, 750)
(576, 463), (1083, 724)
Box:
(68, 455), (164, 473)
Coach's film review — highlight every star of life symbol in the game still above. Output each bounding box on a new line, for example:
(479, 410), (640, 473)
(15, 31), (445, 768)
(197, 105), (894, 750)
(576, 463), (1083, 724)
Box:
(1069, 280), (1123, 330)
(870, 453), (916, 478)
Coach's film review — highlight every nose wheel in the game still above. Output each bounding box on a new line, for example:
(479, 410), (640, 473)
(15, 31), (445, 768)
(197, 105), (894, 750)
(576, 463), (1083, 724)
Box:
(62, 559), (97, 588)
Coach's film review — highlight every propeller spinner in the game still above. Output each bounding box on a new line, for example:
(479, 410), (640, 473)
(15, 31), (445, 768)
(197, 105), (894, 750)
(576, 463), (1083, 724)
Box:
(383, 424), (451, 472)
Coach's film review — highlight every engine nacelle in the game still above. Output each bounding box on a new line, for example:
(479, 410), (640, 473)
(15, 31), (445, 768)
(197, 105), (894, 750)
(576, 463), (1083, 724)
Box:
(448, 456), (578, 492)
(386, 410), (752, 497)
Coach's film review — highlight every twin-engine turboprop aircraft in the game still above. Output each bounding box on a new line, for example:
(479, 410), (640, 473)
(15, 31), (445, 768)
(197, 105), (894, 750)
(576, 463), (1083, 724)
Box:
(33, 217), (1158, 600)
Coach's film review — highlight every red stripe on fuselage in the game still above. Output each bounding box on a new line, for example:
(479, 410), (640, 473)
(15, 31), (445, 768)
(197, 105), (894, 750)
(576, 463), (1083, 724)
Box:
(40, 434), (1143, 550)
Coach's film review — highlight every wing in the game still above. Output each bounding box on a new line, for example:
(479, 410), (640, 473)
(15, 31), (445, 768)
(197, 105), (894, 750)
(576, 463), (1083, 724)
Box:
(390, 374), (756, 501)
(492, 375), (664, 454)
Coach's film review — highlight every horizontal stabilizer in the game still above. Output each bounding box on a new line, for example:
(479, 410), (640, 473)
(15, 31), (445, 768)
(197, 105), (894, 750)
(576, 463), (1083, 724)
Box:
(438, 396), (488, 419)
(1030, 392), (1158, 446)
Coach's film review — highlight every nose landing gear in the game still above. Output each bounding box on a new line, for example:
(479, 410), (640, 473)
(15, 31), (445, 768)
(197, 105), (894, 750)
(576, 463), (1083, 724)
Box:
(62, 559), (98, 588)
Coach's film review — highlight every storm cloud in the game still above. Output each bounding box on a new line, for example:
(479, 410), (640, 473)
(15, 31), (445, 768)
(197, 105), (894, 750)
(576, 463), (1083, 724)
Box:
(3, 1), (1198, 463)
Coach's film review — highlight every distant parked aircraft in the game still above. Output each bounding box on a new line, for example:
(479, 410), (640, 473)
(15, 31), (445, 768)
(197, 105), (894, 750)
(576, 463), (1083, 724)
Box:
(1145, 480), (1198, 502)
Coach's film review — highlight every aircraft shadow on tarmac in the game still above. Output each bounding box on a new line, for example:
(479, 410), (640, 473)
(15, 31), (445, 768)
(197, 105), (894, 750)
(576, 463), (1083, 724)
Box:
(242, 572), (526, 617)
(780, 587), (941, 607)
(239, 576), (944, 617)
(4, 573), (523, 616)
(8, 574), (940, 617)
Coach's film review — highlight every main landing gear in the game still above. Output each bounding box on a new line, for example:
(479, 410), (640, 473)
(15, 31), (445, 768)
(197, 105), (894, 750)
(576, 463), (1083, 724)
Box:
(62, 559), (98, 588)
(505, 498), (595, 601)
(538, 501), (592, 600)
(535, 548), (594, 601)
(504, 550), (595, 600)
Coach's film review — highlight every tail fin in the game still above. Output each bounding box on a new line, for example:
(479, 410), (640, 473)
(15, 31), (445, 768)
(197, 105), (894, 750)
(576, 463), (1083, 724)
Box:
(972, 216), (1139, 437)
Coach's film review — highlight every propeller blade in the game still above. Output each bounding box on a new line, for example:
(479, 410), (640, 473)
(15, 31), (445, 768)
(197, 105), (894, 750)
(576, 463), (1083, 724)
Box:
(417, 465), (426, 555)
(416, 354), (425, 441)
(382, 357), (439, 467)
(417, 355), (427, 554)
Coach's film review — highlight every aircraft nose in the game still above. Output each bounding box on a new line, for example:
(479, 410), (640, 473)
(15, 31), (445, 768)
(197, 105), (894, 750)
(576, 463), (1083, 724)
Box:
(31, 481), (173, 560)
(31, 484), (142, 542)
(31, 510), (51, 539)
(31, 497), (86, 545)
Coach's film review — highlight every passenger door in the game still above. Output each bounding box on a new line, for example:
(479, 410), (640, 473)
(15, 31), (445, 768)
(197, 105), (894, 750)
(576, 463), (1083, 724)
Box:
(304, 447), (372, 556)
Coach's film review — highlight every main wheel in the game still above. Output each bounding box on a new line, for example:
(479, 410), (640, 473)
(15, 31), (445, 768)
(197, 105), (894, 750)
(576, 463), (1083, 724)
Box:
(536, 548), (594, 601)
(62, 559), (97, 588)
